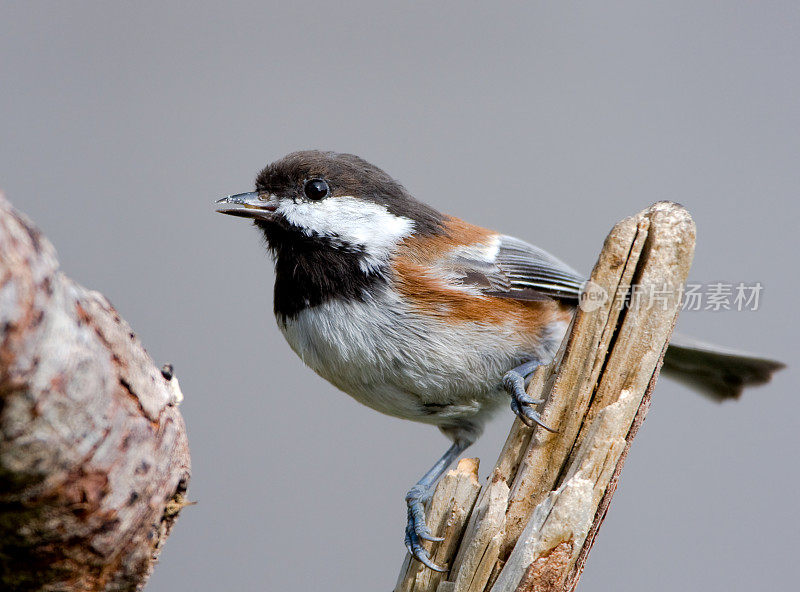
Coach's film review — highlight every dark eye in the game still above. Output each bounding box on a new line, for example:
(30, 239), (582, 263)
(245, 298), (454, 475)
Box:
(303, 179), (329, 201)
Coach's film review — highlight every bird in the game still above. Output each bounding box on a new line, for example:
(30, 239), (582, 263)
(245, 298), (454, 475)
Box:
(215, 150), (784, 571)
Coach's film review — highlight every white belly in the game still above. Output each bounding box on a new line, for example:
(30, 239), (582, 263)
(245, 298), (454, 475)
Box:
(276, 290), (564, 426)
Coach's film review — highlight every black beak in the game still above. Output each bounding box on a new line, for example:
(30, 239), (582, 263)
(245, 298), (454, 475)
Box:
(215, 192), (278, 220)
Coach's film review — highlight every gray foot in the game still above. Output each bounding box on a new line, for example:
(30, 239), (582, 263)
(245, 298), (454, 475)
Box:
(404, 485), (446, 572)
(503, 362), (556, 431)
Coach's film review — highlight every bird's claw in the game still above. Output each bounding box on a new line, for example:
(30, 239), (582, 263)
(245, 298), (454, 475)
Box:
(404, 495), (446, 571)
(504, 369), (556, 432)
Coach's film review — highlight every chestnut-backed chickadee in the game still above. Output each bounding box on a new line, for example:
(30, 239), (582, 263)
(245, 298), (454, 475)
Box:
(216, 150), (784, 571)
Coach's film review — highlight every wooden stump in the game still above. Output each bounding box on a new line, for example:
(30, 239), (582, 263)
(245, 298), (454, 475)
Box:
(0, 194), (191, 592)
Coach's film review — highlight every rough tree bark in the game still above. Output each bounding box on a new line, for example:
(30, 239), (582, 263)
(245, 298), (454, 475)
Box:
(0, 194), (191, 592)
(396, 202), (695, 592)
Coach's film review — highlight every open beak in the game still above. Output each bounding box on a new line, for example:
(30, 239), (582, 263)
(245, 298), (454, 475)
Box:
(215, 192), (278, 220)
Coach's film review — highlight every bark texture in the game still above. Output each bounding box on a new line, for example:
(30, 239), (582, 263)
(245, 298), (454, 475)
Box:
(0, 194), (191, 592)
(395, 202), (695, 592)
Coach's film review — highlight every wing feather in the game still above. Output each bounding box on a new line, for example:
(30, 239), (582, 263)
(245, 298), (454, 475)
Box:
(435, 234), (585, 303)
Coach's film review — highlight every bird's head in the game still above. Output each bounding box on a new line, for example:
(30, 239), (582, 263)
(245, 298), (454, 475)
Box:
(216, 150), (443, 271)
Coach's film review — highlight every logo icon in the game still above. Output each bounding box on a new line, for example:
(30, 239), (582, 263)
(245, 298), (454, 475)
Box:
(579, 280), (608, 312)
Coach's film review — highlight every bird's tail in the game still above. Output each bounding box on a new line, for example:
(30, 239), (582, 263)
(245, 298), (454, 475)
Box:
(662, 333), (785, 401)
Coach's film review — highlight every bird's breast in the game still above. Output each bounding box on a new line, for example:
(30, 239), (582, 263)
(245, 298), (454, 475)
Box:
(275, 287), (567, 424)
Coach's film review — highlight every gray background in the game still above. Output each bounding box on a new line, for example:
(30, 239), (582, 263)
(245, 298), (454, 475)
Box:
(1, 2), (798, 590)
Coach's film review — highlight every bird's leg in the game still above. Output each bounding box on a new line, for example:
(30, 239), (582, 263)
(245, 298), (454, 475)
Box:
(503, 360), (556, 431)
(404, 439), (471, 571)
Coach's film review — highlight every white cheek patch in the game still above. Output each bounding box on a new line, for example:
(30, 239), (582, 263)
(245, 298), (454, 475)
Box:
(277, 196), (415, 271)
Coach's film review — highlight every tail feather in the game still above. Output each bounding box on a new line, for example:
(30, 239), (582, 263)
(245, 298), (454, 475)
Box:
(662, 333), (786, 401)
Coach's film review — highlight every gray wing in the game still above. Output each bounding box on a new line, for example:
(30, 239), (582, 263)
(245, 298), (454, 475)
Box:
(491, 235), (585, 302)
(440, 235), (585, 303)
